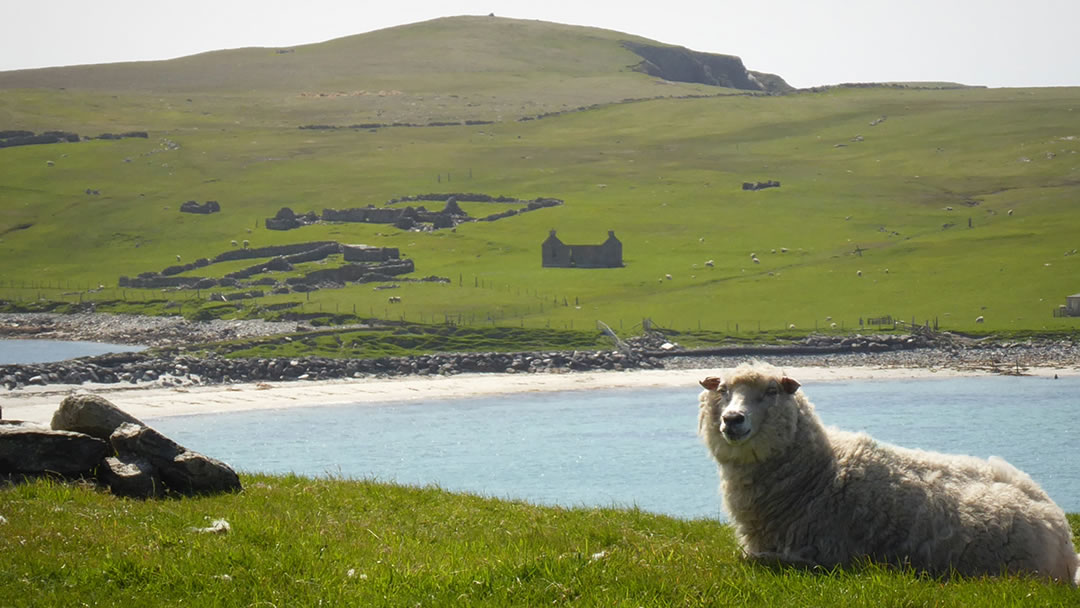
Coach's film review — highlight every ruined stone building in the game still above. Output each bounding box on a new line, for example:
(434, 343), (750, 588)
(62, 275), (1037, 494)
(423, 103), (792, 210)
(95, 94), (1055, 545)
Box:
(541, 230), (623, 268)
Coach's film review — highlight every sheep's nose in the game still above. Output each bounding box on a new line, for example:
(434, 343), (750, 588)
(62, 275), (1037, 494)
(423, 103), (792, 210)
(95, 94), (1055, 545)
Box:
(722, 411), (745, 426)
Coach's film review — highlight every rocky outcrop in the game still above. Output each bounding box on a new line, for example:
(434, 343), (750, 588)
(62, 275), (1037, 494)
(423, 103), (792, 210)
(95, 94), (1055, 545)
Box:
(51, 393), (144, 440)
(0, 397), (240, 498)
(99, 454), (161, 498)
(110, 423), (241, 496)
(622, 41), (792, 93)
(0, 422), (108, 476)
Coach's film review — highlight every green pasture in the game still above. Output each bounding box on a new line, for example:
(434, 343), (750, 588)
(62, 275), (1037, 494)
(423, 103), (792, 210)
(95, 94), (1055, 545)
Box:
(1, 476), (1077, 607)
(2, 87), (1078, 336)
(1, 18), (1079, 339)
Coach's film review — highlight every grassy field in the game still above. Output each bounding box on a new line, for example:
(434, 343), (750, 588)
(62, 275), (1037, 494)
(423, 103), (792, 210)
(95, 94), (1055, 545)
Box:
(1, 17), (1079, 343)
(1, 475), (1077, 607)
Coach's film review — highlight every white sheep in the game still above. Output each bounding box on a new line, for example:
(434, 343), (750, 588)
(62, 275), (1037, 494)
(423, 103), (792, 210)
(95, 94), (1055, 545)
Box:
(705, 260), (715, 267)
(976, 315), (985, 323)
(697, 362), (1079, 584)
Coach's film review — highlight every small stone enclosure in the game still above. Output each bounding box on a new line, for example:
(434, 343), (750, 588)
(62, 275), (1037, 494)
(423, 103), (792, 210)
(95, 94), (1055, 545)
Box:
(542, 230), (623, 268)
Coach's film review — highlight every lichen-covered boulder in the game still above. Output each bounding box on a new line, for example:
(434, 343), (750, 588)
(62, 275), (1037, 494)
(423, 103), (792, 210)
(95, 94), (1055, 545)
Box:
(110, 423), (241, 496)
(51, 393), (145, 441)
(99, 454), (162, 499)
(0, 423), (107, 476)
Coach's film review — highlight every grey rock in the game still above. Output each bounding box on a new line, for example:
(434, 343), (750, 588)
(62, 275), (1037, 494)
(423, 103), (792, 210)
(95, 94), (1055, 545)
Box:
(99, 454), (162, 498)
(110, 423), (241, 496)
(51, 393), (145, 441)
(0, 425), (107, 476)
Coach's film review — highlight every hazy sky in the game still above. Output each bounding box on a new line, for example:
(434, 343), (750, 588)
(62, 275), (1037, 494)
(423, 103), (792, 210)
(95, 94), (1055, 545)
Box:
(2, 0), (1077, 88)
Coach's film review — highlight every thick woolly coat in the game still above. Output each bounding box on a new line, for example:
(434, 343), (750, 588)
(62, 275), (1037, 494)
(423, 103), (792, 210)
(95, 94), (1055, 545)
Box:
(698, 363), (1079, 584)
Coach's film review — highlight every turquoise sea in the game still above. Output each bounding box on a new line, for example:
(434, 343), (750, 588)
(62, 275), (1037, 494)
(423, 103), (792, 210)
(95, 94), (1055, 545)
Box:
(149, 375), (1080, 520)
(0, 339), (146, 364)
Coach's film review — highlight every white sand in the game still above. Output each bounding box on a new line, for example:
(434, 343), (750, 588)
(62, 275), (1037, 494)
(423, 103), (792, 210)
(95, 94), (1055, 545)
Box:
(4, 364), (1074, 425)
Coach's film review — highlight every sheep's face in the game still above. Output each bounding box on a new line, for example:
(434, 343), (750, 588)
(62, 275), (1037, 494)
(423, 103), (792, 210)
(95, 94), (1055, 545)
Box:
(698, 367), (801, 464)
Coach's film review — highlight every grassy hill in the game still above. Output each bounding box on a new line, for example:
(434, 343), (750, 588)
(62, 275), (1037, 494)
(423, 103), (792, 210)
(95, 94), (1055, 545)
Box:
(1, 17), (1079, 340)
(0, 16), (771, 132)
(1, 475), (1077, 606)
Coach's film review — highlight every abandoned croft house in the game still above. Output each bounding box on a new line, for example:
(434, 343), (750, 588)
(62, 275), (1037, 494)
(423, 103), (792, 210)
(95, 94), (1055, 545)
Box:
(1064, 293), (1080, 316)
(541, 230), (623, 268)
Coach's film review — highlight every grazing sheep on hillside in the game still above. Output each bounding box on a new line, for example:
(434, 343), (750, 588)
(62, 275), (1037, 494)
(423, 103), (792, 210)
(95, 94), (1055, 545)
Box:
(697, 362), (1080, 584)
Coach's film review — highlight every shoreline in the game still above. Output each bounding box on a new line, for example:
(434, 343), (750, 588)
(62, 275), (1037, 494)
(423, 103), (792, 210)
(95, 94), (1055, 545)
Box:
(4, 364), (1076, 425)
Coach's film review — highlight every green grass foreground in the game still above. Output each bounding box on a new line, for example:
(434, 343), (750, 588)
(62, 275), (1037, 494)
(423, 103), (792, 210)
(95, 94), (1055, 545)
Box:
(1, 476), (1077, 607)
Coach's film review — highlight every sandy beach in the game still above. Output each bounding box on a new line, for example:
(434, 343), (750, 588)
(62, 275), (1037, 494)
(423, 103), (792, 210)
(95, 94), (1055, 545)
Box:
(4, 364), (1075, 425)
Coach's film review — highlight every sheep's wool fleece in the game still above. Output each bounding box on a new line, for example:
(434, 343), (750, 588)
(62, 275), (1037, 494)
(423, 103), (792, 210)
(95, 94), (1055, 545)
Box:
(698, 362), (1080, 584)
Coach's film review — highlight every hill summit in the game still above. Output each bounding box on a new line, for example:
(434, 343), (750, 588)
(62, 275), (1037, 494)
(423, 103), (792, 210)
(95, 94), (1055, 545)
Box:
(0, 16), (789, 127)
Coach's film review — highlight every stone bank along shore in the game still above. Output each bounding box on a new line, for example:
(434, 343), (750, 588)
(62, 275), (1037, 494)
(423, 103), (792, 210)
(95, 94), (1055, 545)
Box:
(4, 330), (1077, 391)
(0, 349), (664, 390)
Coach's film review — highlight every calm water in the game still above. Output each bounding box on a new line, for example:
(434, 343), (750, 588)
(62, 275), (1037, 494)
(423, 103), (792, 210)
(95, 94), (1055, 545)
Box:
(0, 339), (147, 364)
(149, 376), (1080, 520)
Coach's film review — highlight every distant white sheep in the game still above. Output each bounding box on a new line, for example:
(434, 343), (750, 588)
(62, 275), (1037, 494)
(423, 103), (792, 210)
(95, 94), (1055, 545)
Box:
(665, 274), (673, 280)
(698, 362), (1080, 584)
(976, 315), (985, 323)
(388, 296), (401, 304)
(705, 260), (715, 267)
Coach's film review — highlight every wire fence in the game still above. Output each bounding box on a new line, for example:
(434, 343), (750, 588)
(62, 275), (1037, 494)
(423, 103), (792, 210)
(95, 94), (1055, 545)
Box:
(0, 280), (1069, 335)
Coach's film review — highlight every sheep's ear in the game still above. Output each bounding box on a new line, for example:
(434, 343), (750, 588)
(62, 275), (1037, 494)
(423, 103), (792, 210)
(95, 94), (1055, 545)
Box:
(699, 376), (722, 391)
(780, 377), (800, 394)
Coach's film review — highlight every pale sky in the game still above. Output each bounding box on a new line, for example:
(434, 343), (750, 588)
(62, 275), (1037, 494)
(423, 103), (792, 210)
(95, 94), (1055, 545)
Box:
(1, 0), (1078, 88)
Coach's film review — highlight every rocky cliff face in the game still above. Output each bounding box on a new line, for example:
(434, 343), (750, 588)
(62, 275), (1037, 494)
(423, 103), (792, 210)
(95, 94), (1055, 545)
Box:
(622, 41), (793, 93)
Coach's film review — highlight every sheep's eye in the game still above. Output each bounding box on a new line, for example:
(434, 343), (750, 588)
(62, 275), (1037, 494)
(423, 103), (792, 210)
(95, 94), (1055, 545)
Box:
(717, 385), (728, 395)
(764, 385), (779, 396)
